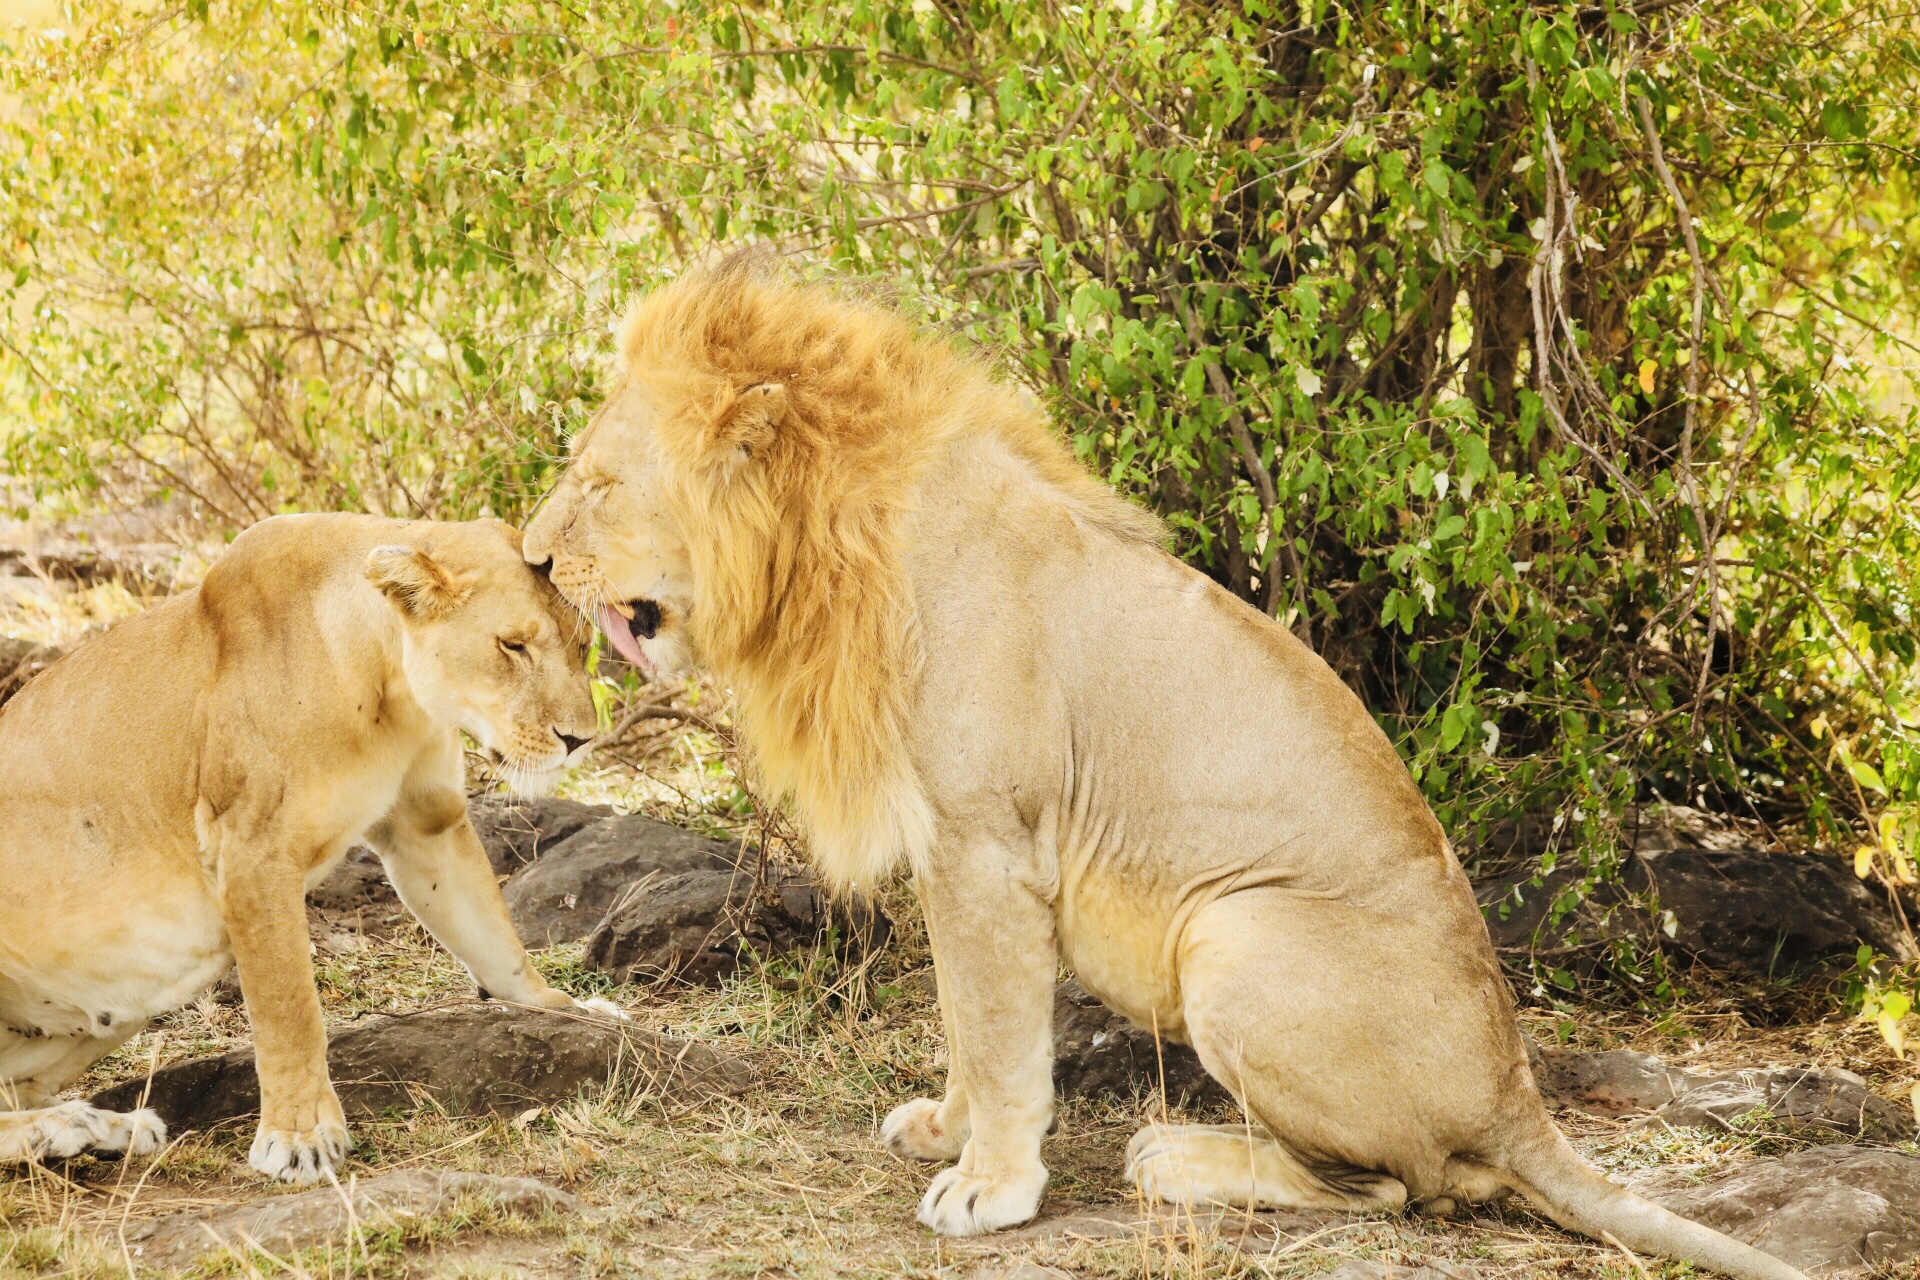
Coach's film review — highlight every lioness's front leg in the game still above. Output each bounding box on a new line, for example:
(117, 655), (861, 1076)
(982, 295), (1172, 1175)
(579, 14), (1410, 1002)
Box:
(220, 839), (350, 1184)
(890, 839), (1056, 1236)
(370, 784), (621, 1019)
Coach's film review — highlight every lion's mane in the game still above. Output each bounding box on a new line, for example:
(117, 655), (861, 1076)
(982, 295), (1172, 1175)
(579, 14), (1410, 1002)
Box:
(618, 259), (1161, 890)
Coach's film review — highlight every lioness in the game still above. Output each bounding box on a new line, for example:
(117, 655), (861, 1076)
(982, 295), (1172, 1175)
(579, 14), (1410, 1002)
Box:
(0, 514), (613, 1182)
(522, 262), (1804, 1280)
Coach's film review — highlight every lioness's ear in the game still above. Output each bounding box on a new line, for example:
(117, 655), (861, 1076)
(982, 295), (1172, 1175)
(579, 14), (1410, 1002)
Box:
(714, 382), (788, 460)
(367, 545), (468, 618)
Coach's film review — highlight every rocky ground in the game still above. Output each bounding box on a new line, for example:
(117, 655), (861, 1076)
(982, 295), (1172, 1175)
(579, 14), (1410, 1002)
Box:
(5, 525), (1920, 1279)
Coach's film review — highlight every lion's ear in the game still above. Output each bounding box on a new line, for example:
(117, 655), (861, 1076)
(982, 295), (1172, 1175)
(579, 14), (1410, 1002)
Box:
(367, 545), (469, 618)
(713, 382), (788, 461)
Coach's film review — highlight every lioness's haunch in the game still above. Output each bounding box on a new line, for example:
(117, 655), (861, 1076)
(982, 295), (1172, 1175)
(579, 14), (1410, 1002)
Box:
(0, 514), (616, 1182)
(520, 260), (1807, 1280)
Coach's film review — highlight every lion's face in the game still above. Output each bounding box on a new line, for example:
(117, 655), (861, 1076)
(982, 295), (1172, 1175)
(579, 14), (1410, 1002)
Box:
(367, 522), (598, 793)
(522, 380), (698, 678)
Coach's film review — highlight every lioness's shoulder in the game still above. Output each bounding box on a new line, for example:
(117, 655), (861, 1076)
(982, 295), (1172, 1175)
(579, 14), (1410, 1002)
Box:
(201, 514), (415, 606)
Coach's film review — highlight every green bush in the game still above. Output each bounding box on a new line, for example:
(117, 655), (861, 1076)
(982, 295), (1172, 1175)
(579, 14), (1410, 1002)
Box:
(6, 0), (1920, 900)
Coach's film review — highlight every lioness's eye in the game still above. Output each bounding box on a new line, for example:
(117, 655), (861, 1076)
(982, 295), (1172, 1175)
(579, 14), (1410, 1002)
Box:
(499, 638), (529, 659)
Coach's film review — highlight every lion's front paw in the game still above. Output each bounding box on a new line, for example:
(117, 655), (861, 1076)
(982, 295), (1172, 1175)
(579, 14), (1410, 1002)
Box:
(249, 1120), (352, 1185)
(30, 1102), (166, 1161)
(882, 1098), (966, 1162)
(916, 1162), (1047, 1236)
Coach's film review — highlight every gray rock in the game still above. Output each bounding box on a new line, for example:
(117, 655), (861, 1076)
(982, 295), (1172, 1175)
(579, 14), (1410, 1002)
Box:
(1528, 1041), (1911, 1139)
(1641, 845), (1915, 975)
(1479, 805), (1912, 977)
(90, 1003), (752, 1131)
(308, 845), (393, 912)
(504, 814), (744, 945)
(1006, 1201), (1341, 1245)
(0, 635), (47, 671)
(0, 539), (184, 593)
(307, 796), (617, 916)
(584, 867), (890, 986)
(1052, 980), (1229, 1107)
(1658, 1145), (1920, 1274)
(121, 1169), (575, 1270)
(1647, 1068), (1912, 1141)
(0, 636), (62, 707)
(1529, 1042), (1695, 1116)
(468, 794), (614, 876)
(1319, 1263), (1479, 1280)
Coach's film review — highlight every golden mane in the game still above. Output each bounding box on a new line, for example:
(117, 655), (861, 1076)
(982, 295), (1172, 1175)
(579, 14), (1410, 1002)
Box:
(617, 260), (1161, 891)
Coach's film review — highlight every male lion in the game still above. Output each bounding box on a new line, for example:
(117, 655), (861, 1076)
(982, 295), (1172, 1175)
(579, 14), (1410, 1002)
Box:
(0, 514), (615, 1182)
(522, 264), (1803, 1280)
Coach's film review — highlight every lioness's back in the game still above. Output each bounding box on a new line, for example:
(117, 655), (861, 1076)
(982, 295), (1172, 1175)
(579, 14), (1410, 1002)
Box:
(0, 592), (213, 806)
(0, 514), (400, 841)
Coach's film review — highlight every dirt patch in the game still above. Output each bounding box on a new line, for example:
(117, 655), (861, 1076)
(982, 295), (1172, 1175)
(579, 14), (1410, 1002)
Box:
(1052, 980), (1230, 1108)
(121, 1168), (578, 1271)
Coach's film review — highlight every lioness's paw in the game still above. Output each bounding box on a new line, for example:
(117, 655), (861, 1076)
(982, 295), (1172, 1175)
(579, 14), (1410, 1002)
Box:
(882, 1098), (966, 1162)
(249, 1121), (352, 1185)
(29, 1102), (166, 1161)
(575, 996), (630, 1021)
(916, 1163), (1047, 1236)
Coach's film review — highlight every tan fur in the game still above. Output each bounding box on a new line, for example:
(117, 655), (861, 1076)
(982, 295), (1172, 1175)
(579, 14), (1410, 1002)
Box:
(0, 514), (613, 1182)
(524, 265), (1805, 1280)
(528, 260), (1158, 891)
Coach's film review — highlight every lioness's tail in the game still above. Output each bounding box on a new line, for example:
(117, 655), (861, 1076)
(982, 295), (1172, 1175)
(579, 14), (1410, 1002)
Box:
(1502, 1129), (1806, 1280)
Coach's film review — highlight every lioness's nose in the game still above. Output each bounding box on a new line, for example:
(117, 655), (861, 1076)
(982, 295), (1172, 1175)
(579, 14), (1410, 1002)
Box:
(557, 733), (590, 754)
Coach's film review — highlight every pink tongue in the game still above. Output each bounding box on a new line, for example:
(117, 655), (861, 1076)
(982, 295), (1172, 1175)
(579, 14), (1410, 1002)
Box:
(597, 604), (654, 671)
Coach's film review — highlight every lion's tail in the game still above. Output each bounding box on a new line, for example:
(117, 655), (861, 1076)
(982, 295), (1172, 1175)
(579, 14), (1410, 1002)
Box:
(1500, 1127), (1806, 1280)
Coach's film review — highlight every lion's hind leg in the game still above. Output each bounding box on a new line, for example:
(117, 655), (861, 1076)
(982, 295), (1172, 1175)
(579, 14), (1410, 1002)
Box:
(1127, 1123), (1407, 1213)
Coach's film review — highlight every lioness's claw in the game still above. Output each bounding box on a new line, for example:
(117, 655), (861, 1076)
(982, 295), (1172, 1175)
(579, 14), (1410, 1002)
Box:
(917, 1163), (1047, 1236)
(881, 1097), (964, 1162)
(575, 996), (630, 1020)
(26, 1102), (165, 1161)
(249, 1121), (352, 1185)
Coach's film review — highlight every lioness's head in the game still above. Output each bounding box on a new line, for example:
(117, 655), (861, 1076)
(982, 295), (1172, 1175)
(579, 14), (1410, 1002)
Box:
(366, 521), (596, 793)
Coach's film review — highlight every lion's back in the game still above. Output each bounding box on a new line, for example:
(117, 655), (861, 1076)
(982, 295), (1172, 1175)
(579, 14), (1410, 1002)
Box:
(908, 439), (1450, 898)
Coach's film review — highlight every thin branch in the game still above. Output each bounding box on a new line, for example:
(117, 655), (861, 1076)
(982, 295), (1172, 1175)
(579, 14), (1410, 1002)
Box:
(1635, 94), (1720, 728)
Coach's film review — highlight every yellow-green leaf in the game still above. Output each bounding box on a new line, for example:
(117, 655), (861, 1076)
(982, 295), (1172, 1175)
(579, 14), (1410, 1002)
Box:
(1850, 758), (1889, 795)
(1878, 1012), (1907, 1059)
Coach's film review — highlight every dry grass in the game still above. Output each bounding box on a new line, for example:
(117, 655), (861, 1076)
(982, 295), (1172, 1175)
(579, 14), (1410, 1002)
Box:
(8, 798), (1912, 1280)
(4, 518), (1917, 1279)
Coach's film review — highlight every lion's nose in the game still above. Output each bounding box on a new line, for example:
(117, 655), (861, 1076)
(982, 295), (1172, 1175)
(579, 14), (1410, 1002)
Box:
(557, 733), (591, 754)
